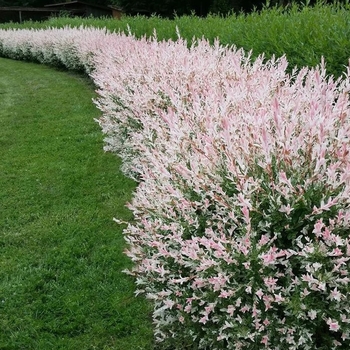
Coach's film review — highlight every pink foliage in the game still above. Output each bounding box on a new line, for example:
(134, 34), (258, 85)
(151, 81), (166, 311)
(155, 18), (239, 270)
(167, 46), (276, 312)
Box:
(2, 26), (350, 348)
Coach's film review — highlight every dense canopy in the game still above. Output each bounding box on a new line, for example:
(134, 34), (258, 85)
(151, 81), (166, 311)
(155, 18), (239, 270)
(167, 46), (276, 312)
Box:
(0, 0), (347, 17)
(0, 0), (112, 7)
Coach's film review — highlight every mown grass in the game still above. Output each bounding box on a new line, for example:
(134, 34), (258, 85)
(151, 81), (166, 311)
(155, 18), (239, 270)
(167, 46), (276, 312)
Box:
(0, 57), (153, 350)
(1, 2), (349, 78)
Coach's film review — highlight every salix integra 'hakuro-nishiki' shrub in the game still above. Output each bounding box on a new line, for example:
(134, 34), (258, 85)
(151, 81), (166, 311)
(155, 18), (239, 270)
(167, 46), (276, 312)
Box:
(91, 34), (231, 178)
(0, 26), (113, 72)
(94, 39), (350, 348)
(2, 26), (350, 349)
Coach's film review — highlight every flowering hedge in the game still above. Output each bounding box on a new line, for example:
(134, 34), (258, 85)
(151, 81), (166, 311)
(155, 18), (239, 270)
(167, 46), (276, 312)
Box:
(1, 27), (350, 349)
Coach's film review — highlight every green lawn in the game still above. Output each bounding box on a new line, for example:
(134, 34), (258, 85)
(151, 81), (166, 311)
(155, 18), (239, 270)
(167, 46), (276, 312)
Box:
(0, 58), (153, 350)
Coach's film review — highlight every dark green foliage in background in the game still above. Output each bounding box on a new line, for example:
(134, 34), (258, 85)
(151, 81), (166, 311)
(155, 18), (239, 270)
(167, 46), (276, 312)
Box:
(1, 0), (350, 16)
(0, 0), (112, 7)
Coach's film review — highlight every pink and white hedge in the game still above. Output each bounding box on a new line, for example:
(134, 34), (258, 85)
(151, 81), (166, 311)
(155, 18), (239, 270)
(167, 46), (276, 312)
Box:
(1, 26), (350, 349)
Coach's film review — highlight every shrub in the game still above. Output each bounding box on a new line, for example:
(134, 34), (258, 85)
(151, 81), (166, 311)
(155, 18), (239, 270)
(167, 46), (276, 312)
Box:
(1, 26), (350, 349)
(0, 26), (108, 72)
(93, 33), (350, 348)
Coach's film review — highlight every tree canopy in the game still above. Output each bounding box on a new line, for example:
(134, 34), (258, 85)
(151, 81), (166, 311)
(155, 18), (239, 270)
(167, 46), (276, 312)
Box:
(0, 0), (112, 7)
(109, 0), (350, 16)
(0, 0), (348, 16)
(112, 0), (268, 16)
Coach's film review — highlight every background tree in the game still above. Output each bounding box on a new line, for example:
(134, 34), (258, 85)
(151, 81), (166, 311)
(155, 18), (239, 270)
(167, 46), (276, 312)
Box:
(0, 0), (114, 7)
(111, 0), (213, 16)
(1, 0), (350, 15)
(209, 0), (234, 15)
